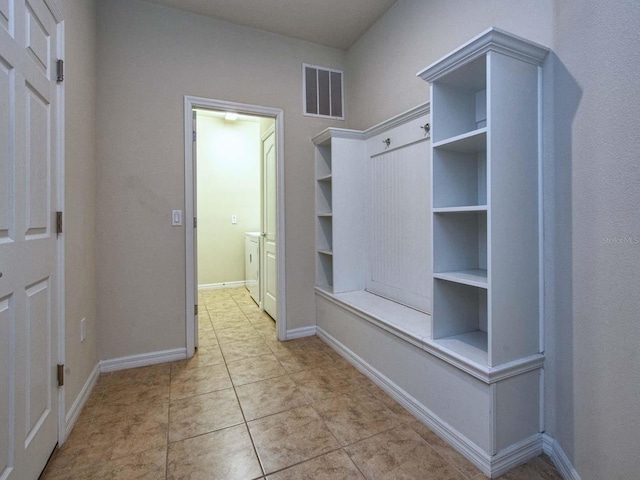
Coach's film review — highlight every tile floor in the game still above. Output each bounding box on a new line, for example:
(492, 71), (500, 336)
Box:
(41, 287), (562, 480)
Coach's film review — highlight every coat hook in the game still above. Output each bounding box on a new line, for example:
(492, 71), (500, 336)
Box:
(382, 138), (391, 148)
(421, 123), (431, 137)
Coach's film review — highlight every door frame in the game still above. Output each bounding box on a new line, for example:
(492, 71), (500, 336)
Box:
(53, 2), (66, 446)
(183, 96), (286, 357)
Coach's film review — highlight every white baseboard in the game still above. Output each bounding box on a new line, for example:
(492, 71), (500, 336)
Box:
(198, 281), (246, 290)
(285, 325), (317, 340)
(100, 348), (187, 373)
(543, 434), (581, 480)
(64, 362), (100, 440)
(317, 326), (544, 478)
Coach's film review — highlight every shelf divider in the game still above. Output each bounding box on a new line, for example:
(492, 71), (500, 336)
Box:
(433, 269), (488, 289)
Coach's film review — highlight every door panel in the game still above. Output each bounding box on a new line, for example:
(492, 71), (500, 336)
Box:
(25, 278), (50, 441)
(0, 59), (10, 239)
(0, 296), (13, 479)
(25, 85), (50, 236)
(262, 129), (277, 319)
(0, 0), (11, 32)
(0, 0), (60, 478)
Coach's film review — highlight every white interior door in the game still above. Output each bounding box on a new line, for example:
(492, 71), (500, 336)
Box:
(262, 128), (277, 319)
(0, 0), (61, 478)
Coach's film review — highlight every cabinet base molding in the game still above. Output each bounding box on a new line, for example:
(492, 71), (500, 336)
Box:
(318, 325), (546, 478)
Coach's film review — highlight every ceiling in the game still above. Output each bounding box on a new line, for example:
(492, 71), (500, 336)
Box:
(144, 0), (397, 50)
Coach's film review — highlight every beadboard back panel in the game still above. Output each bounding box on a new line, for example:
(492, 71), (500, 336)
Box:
(366, 139), (431, 312)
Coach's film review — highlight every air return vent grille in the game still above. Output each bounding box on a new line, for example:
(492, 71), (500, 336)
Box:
(303, 64), (344, 120)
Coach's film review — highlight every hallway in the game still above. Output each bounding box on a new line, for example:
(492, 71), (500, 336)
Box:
(41, 288), (560, 479)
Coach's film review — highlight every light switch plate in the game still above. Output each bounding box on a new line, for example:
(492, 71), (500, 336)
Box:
(172, 210), (183, 226)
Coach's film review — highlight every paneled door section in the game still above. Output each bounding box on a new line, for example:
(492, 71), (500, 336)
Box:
(262, 128), (277, 320)
(0, 0), (61, 479)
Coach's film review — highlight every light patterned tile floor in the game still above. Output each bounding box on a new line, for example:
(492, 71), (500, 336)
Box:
(40, 287), (562, 480)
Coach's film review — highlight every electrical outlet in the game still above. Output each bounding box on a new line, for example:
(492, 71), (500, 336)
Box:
(231, 215), (237, 224)
(80, 317), (86, 343)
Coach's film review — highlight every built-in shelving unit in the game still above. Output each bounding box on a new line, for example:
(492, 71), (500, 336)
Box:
(313, 129), (366, 294)
(419, 27), (549, 368)
(314, 29), (551, 478)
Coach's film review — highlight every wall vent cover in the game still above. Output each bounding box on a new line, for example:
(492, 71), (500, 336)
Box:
(303, 63), (344, 120)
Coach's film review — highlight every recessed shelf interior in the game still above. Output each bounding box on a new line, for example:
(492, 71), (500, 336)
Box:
(316, 179), (332, 214)
(432, 56), (486, 142)
(433, 141), (486, 209)
(317, 253), (333, 287)
(316, 215), (333, 251)
(433, 279), (487, 342)
(316, 143), (332, 178)
(433, 211), (487, 274)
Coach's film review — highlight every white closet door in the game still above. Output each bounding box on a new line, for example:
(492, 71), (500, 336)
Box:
(367, 140), (431, 312)
(0, 0), (62, 478)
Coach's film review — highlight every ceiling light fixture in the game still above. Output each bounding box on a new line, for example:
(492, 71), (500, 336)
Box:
(225, 112), (238, 121)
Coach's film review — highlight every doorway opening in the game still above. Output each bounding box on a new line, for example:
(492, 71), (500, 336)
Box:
(184, 97), (286, 357)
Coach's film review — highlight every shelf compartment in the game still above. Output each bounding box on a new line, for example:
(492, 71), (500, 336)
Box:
(434, 269), (488, 289)
(431, 56), (487, 142)
(316, 215), (333, 251)
(433, 279), (487, 352)
(317, 252), (333, 287)
(434, 330), (488, 366)
(433, 211), (487, 274)
(316, 180), (332, 214)
(315, 143), (332, 179)
(433, 147), (486, 209)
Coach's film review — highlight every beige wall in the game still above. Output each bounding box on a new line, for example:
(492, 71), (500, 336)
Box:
(58, 0), (99, 414)
(344, 0), (553, 129)
(550, 1), (640, 478)
(96, 0), (345, 359)
(196, 114), (262, 286)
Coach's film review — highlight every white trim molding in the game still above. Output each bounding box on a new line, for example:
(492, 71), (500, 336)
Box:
(543, 434), (581, 480)
(99, 348), (187, 373)
(198, 281), (246, 290)
(184, 96), (287, 357)
(63, 363), (100, 441)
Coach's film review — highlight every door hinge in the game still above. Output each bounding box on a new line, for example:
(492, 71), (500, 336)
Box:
(57, 364), (64, 387)
(192, 131), (196, 142)
(193, 217), (197, 228)
(56, 59), (64, 83)
(194, 304), (198, 316)
(56, 211), (63, 235)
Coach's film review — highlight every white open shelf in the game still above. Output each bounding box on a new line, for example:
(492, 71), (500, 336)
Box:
(433, 206), (487, 213)
(433, 269), (488, 289)
(433, 128), (486, 153)
(434, 330), (488, 366)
